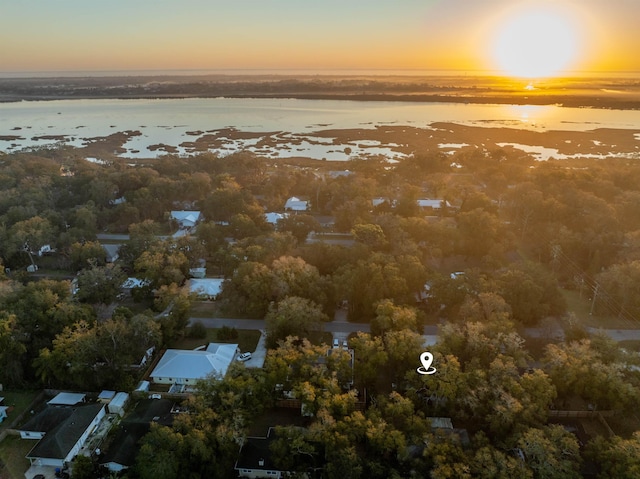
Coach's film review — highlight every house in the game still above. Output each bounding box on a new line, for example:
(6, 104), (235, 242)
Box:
(189, 258), (207, 278)
(234, 427), (313, 479)
(170, 210), (201, 229)
(284, 197), (308, 212)
(121, 277), (151, 290)
(102, 244), (121, 263)
(149, 343), (238, 387)
(25, 403), (106, 468)
(265, 212), (287, 225)
(235, 428), (295, 479)
(372, 197), (391, 208)
(100, 398), (174, 473)
(416, 199), (451, 210)
(188, 277), (224, 299)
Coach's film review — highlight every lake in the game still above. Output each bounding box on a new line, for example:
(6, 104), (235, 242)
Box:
(1, 98), (639, 160)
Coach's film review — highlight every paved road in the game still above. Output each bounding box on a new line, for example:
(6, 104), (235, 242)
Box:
(96, 233), (130, 241)
(189, 317), (438, 336)
(586, 327), (640, 341)
(190, 317), (640, 344)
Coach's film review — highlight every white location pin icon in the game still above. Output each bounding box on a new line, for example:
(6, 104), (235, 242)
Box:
(417, 351), (437, 375)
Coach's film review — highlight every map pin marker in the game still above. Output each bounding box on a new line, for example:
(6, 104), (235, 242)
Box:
(417, 351), (437, 375)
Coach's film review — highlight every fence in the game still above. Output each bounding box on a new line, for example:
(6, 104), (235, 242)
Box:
(548, 410), (616, 437)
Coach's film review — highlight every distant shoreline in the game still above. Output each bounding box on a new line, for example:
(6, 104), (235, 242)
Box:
(2, 92), (639, 111)
(1, 74), (639, 110)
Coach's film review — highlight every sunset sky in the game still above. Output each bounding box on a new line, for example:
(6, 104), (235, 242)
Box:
(1, 0), (638, 76)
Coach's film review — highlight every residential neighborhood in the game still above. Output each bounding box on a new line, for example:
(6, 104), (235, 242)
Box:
(1, 144), (640, 479)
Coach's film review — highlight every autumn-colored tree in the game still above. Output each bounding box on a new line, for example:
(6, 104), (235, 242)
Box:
(265, 296), (328, 348)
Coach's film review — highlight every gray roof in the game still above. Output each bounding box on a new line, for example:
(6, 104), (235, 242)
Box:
(20, 407), (74, 434)
(101, 399), (174, 469)
(27, 404), (104, 460)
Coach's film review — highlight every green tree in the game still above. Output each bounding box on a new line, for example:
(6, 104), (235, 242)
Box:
(154, 283), (193, 345)
(496, 262), (566, 325)
(516, 425), (582, 479)
(135, 423), (184, 479)
(277, 214), (321, 243)
(75, 263), (126, 306)
(352, 223), (388, 250)
(265, 296), (328, 348)
(0, 313), (27, 386)
(9, 215), (55, 267)
(135, 240), (189, 288)
(370, 300), (420, 336)
(543, 338), (638, 411)
(71, 453), (96, 479)
(469, 444), (533, 479)
(587, 432), (640, 479)
(69, 241), (107, 271)
(335, 253), (411, 321)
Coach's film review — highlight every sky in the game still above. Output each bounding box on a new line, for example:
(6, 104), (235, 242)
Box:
(1, 0), (638, 76)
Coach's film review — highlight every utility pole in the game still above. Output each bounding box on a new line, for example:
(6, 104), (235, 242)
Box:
(590, 283), (599, 316)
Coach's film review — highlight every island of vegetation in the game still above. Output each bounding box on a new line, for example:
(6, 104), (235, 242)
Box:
(1, 130), (640, 478)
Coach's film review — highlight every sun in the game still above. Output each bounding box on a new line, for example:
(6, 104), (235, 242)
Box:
(492, 6), (580, 79)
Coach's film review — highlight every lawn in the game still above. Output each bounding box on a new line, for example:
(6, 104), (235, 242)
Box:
(189, 301), (256, 319)
(174, 327), (261, 353)
(0, 435), (33, 479)
(562, 289), (640, 330)
(0, 391), (41, 432)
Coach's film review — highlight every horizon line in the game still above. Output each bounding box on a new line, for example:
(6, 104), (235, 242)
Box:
(1, 68), (639, 80)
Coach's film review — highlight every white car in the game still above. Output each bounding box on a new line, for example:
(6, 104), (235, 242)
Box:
(237, 352), (252, 362)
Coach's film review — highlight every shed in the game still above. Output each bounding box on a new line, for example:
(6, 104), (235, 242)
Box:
(134, 381), (150, 393)
(108, 392), (129, 417)
(98, 391), (116, 403)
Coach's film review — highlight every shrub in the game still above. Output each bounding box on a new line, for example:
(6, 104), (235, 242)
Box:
(188, 321), (208, 339)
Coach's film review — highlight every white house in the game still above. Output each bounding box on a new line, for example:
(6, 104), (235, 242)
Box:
(25, 403), (106, 468)
(265, 212), (287, 225)
(188, 278), (224, 299)
(170, 210), (201, 229)
(150, 343), (238, 386)
(284, 197), (308, 212)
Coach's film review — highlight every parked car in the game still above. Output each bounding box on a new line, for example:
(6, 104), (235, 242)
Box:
(342, 340), (349, 349)
(237, 352), (252, 362)
(333, 338), (339, 348)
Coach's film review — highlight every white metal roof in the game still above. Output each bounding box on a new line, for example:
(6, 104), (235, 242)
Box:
(189, 278), (224, 297)
(48, 392), (86, 406)
(110, 392), (129, 408)
(151, 344), (238, 382)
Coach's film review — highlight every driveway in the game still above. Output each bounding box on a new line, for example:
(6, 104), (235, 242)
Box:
(242, 330), (267, 368)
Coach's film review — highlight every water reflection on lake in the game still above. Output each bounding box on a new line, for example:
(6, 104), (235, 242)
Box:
(1, 98), (639, 159)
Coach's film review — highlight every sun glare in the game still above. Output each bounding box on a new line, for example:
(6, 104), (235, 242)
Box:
(492, 7), (580, 79)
